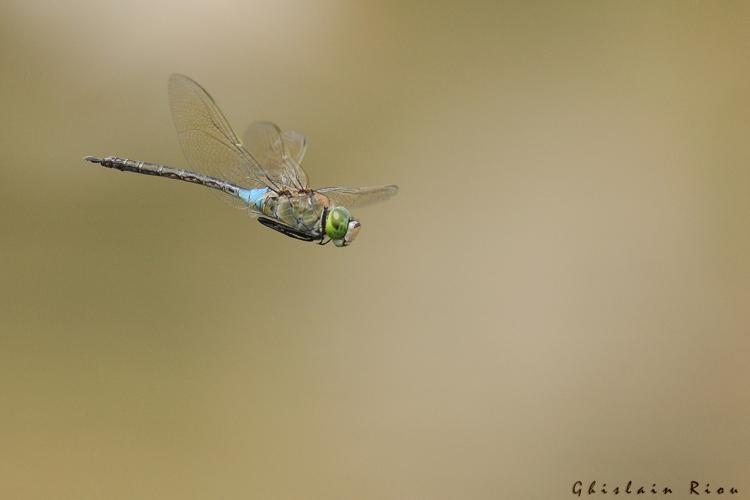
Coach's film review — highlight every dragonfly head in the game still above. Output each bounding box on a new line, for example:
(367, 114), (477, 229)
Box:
(326, 206), (361, 247)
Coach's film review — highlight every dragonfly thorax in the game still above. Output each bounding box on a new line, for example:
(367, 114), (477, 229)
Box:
(258, 190), (330, 238)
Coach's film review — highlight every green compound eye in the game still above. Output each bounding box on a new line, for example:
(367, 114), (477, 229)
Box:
(326, 206), (351, 240)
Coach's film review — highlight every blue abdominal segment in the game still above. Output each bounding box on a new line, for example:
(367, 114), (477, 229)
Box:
(238, 187), (269, 210)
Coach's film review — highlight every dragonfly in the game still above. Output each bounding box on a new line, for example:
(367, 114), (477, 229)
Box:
(84, 74), (398, 247)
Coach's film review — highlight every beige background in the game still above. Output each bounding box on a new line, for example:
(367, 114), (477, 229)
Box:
(1, 1), (748, 499)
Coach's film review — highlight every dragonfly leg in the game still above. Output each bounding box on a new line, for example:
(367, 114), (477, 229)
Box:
(257, 217), (316, 242)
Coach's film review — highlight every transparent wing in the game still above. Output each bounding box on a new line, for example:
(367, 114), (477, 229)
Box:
(316, 185), (399, 208)
(168, 74), (288, 204)
(242, 121), (309, 190)
(282, 130), (308, 164)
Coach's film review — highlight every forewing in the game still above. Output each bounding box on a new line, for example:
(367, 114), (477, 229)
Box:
(168, 74), (284, 201)
(243, 121), (310, 190)
(316, 185), (399, 208)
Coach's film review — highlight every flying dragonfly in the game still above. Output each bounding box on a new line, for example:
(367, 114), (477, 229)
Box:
(85, 74), (398, 247)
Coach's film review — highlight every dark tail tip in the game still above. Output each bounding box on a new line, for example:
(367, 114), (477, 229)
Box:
(83, 156), (103, 164)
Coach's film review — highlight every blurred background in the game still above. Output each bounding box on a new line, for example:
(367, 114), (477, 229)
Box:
(1, 1), (748, 499)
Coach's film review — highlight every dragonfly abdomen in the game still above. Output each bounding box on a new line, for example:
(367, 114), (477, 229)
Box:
(84, 156), (243, 199)
(238, 187), (269, 210)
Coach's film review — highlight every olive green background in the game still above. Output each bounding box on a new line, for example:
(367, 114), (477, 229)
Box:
(1, 1), (748, 499)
